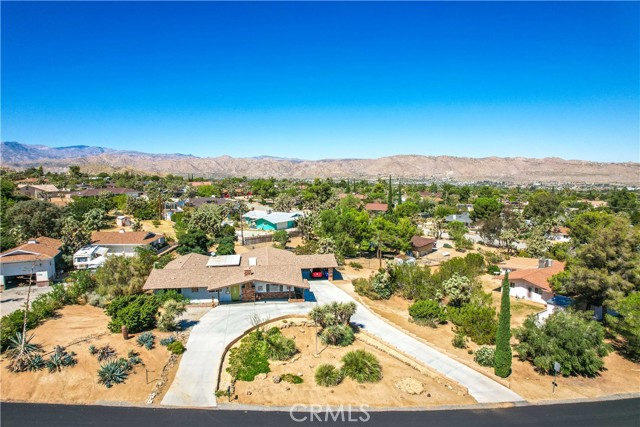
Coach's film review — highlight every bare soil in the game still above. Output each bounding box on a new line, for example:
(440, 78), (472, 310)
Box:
(333, 281), (640, 401)
(0, 305), (180, 405)
(218, 320), (475, 408)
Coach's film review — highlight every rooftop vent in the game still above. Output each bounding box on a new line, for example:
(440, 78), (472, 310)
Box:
(27, 239), (38, 244)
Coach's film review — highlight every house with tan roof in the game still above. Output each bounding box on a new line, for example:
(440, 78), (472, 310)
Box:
(17, 184), (60, 200)
(0, 237), (62, 289)
(143, 246), (337, 304)
(505, 258), (565, 304)
(365, 203), (388, 214)
(409, 235), (437, 258)
(72, 231), (166, 269)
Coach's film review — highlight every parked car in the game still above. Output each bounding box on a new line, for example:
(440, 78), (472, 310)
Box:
(311, 268), (324, 278)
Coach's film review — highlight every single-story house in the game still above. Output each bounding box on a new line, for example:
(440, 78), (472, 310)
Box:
(549, 226), (570, 242)
(409, 235), (436, 257)
(17, 184), (60, 200)
(186, 197), (229, 208)
(143, 246), (338, 304)
(72, 245), (109, 270)
(242, 210), (303, 231)
(505, 258), (565, 304)
(445, 212), (473, 225)
(0, 237), (62, 290)
(536, 295), (574, 322)
(364, 203), (388, 214)
(89, 231), (166, 256)
(77, 187), (142, 198)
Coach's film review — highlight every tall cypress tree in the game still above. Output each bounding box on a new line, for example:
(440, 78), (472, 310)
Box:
(346, 179), (351, 194)
(387, 175), (393, 212)
(397, 181), (402, 206)
(494, 272), (512, 378)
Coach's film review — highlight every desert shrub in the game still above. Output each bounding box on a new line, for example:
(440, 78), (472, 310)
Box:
(136, 332), (156, 350)
(515, 310), (610, 376)
(92, 345), (117, 361)
(315, 364), (344, 387)
(227, 332), (270, 381)
(97, 358), (131, 388)
(106, 294), (160, 333)
(474, 346), (496, 367)
(167, 341), (186, 355)
(46, 345), (77, 373)
(443, 243), (453, 249)
(487, 265), (501, 275)
(1, 310), (41, 351)
(349, 261), (363, 270)
(127, 349), (143, 366)
(607, 292), (640, 362)
(408, 300), (447, 327)
(66, 270), (96, 302)
(353, 277), (379, 300)
(370, 269), (394, 299)
(281, 373), (304, 384)
(152, 220), (161, 227)
(448, 304), (497, 345)
(264, 327), (297, 360)
(160, 336), (177, 346)
(154, 289), (190, 304)
(452, 331), (468, 349)
(86, 292), (108, 308)
(320, 324), (355, 347)
(392, 263), (441, 301)
(341, 350), (382, 383)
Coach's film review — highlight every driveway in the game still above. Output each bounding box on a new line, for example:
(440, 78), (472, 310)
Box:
(1, 285), (53, 317)
(308, 280), (524, 404)
(161, 301), (313, 407)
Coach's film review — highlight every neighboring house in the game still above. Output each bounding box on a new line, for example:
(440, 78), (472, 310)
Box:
(445, 212), (473, 225)
(77, 187), (142, 197)
(409, 235), (436, 258)
(536, 295), (574, 322)
(0, 237), (62, 290)
(72, 245), (109, 270)
(186, 197), (229, 208)
(364, 203), (388, 214)
(163, 199), (185, 221)
(550, 226), (571, 242)
(188, 181), (212, 187)
(506, 258), (565, 304)
(338, 193), (366, 200)
(143, 247), (338, 304)
(17, 184), (60, 200)
(90, 231), (166, 256)
(242, 210), (303, 231)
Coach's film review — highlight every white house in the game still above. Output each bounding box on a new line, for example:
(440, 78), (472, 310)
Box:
(549, 226), (571, 243)
(0, 237), (62, 290)
(506, 258), (565, 304)
(536, 295), (574, 322)
(242, 210), (304, 231)
(89, 231), (166, 257)
(73, 245), (109, 270)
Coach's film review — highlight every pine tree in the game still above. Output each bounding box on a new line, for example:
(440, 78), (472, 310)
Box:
(494, 272), (512, 377)
(397, 182), (402, 206)
(346, 179), (351, 194)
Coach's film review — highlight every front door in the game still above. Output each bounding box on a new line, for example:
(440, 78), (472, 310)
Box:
(230, 285), (241, 301)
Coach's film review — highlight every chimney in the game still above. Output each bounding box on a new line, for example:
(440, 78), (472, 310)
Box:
(27, 239), (38, 244)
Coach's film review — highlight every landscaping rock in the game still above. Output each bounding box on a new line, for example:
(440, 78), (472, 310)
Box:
(273, 375), (282, 384)
(394, 377), (425, 395)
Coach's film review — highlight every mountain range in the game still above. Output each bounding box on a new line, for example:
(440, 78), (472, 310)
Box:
(1, 141), (638, 185)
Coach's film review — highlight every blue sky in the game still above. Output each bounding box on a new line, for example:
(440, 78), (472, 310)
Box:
(2, 2), (638, 162)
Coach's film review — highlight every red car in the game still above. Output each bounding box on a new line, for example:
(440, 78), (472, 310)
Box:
(311, 268), (324, 279)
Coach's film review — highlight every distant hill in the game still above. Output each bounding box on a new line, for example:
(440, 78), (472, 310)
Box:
(1, 141), (638, 185)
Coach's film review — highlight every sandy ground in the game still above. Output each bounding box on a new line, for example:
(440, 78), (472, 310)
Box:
(0, 305), (180, 405)
(102, 219), (177, 240)
(333, 281), (640, 402)
(218, 320), (475, 408)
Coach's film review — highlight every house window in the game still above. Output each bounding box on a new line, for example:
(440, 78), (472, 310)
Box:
(534, 288), (542, 295)
(509, 282), (515, 288)
(256, 285), (265, 293)
(191, 287), (199, 293)
(268, 284), (282, 292)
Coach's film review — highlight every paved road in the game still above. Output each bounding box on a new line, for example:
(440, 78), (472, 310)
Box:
(309, 280), (523, 404)
(0, 285), (53, 317)
(3, 398), (639, 427)
(161, 301), (313, 407)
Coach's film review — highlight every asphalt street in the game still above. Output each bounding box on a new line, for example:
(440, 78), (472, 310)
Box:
(2, 398), (639, 427)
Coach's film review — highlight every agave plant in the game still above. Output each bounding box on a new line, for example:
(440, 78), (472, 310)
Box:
(88, 345), (97, 355)
(46, 346), (77, 373)
(94, 345), (117, 361)
(27, 354), (46, 372)
(97, 358), (130, 388)
(5, 332), (44, 373)
(136, 332), (155, 350)
(127, 349), (142, 366)
(159, 336), (176, 347)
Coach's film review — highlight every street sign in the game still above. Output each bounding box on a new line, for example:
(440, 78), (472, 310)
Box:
(554, 362), (561, 373)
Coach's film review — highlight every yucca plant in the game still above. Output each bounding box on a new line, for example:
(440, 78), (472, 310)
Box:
(88, 345), (97, 355)
(97, 359), (130, 388)
(341, 350), (382, 383)
(136, 332), (155, 350)
(315, 364), (343, 387)
(5, 332), (44, 373)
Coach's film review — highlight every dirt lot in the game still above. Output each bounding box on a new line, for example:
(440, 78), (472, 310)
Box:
(0, 305), (179, 405)
(102, 219), (177, 240)
(219, 320), (475, 408)
(333, 281), (640, 402)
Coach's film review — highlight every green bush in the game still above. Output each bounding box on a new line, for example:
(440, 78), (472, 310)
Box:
(408, 300), (447, 327)
(160, 336), (177, 346)
(452, 331), (468, 349)
(152, 220), (161, 227)
(515, 310), (610, 377)
(474, 346), (495, 367)
(154, 290), (189, 304)
(106, 294), (160, 333)
(167, 340), (186, 355)
(227, 332), (270, 381)
(353, 277), (379, 300)
(349, 261), (363, 270)
(487, 265), (501, 275)
(1, 309), (43, 351)
(136, 332), (156, 350)
(443, 243), (453, 249)
(315, 363), (344, 387)
(281, 373), (303, 384)
(448, 304), (497, 345)
(341, 350), (382, 383)
(320, 324), (355, 347)
(264, 328), (297, 360)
